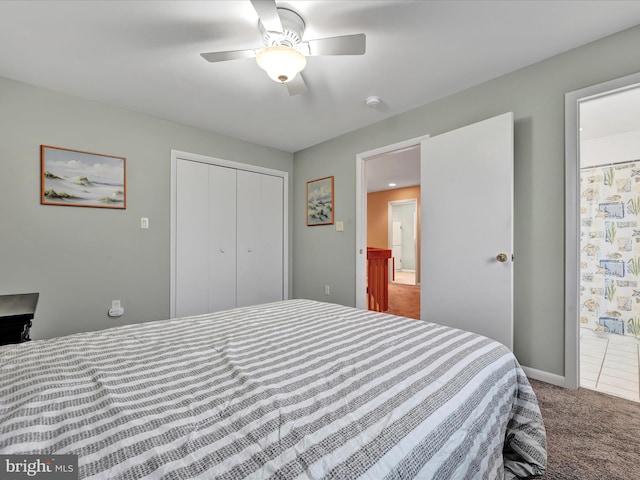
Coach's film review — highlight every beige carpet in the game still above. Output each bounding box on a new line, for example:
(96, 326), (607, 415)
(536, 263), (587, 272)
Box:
(530, 378), (640, 479)
(386, 282), (420, 319)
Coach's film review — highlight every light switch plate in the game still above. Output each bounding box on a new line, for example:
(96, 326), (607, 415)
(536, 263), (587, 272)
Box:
(335, 221), (344, 232)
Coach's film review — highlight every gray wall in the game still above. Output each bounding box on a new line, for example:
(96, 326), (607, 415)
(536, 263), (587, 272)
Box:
(292, 25), (640, 377)
(4, 24), (640, 378)
(0, 76), (293, 340)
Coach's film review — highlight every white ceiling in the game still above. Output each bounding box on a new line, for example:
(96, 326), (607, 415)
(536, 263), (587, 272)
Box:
(1, 1), (640, 157)
(366, 146), (421, 193)
(580, 85), (640, 141)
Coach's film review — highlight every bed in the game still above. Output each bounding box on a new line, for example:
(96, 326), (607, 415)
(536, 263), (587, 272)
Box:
(0, 299), (546, 479)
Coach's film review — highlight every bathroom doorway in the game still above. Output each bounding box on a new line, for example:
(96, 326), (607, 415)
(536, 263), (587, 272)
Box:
(567, 74), (640, 401)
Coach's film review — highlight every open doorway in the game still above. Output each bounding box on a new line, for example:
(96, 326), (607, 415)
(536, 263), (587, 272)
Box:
(566, 73), (640, 401)
(356, 139), (425, 319)
(358, 114), (514, 345)
(389, 199), (418, 286)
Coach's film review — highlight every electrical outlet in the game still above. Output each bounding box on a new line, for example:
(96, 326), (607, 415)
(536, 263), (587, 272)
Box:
(324, 285), (330, 295)
(111, 300), (121, 309)
(140, 217), (149, 229)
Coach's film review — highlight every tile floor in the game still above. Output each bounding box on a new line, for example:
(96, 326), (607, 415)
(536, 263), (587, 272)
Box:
(580, 327), (640, 402)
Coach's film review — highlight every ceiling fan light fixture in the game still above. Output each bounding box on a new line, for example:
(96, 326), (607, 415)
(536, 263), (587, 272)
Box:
(256, 45), (306, 83)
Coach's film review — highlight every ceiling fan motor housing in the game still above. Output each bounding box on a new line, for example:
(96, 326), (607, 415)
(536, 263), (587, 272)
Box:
(260, 8), (306, 49)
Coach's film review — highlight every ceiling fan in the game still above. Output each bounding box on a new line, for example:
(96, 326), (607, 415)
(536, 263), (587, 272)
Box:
(200, 0), (366, 96)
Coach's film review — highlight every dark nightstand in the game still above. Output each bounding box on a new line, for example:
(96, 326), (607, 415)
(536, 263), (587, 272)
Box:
(0, 293), (39, 346)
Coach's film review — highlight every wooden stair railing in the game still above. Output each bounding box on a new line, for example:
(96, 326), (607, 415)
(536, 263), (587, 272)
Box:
(367, 247), (392, 312)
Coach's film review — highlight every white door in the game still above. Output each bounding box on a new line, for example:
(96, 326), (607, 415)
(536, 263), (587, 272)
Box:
(392, 221), (402, 271)
(208, 165), (237, 312)
(171, 151), (288, 319)
(175, 160), (209, 317)
(421, 112), (514, 349)
(237, 170), (261, 307)
(236, 170), (284, 307)
(258, 174), (284, 302)
(175, 161), (238, 317)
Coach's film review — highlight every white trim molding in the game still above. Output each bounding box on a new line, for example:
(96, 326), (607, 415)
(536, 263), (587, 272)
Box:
(521, 366), (566, 388)
(564, 71), (640, 390)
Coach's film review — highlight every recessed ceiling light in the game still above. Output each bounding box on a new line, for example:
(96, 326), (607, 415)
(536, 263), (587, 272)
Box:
(388, 183), (397, 187)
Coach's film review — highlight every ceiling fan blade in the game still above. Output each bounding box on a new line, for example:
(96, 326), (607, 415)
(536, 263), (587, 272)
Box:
(306, 33), (366, 56)
(286, 74), (307, 96)
(250, 0), (283, 33)
(200, 49), (256, 63)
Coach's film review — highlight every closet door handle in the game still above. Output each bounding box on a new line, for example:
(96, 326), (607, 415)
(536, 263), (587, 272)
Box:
(247, 248), (253, 253)
(220, 248), (225, 253)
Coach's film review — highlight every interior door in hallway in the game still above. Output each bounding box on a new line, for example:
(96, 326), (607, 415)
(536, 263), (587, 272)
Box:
(392, 221), (402, 271)
(420, 112), (514, 349)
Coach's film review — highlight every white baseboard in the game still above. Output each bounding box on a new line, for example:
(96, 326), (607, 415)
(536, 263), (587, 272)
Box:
(521, 366), (567, 388)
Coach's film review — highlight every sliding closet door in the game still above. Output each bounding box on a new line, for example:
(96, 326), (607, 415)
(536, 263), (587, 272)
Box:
(175, 160), (210, 317)
(236, 170), (284, 307)
(208, 165), (237, 312)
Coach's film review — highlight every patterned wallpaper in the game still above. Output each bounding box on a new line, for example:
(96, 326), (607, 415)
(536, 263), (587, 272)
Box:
(580, 161), (640, 338)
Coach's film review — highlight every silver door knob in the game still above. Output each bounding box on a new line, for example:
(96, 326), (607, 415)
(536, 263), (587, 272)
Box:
(496, 253), (508, 262)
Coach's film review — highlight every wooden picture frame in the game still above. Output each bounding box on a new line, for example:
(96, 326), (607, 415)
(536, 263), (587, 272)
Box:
(41, 145), (126, 209)
(307, 176), (334, 226)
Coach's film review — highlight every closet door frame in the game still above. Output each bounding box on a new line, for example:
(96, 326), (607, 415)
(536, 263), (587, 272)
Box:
(170, 149), (289, 319)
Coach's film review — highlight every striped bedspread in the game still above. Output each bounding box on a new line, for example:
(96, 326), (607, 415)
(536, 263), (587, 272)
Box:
(1, 299), (546, 479)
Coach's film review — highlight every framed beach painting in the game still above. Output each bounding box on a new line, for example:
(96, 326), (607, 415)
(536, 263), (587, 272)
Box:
(307, 176), (334, 226)
(41, 145), (126, 209)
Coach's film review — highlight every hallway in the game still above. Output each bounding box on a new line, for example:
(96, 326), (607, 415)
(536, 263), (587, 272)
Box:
(386, 274), (420, 320)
